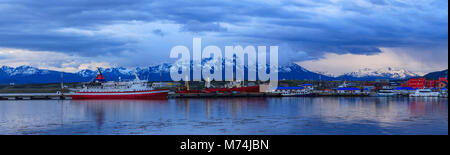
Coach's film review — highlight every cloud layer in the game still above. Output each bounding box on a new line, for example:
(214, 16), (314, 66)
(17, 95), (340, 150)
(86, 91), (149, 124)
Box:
(0, 0), (447, 73)
(298, 45), (449, 75)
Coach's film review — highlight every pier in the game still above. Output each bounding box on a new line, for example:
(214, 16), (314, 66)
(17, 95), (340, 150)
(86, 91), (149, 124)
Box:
(168, 92), (282, 98)
(0, 92), (446, 100)
(315, 92), (371, 97)
(0, 93), (72, 100)
(168, 92), (373, 98)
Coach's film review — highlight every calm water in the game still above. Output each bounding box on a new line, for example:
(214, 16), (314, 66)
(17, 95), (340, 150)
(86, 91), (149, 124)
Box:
(0, 97), (447, 135)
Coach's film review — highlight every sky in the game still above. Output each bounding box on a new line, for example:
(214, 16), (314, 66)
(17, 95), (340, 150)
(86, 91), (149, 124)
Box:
(0, 0), (448, 75)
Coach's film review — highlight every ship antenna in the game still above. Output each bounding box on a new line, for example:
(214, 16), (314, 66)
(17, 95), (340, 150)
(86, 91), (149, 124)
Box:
(97, 67), (103, 76)
(60, 72), (64, 98)
(134, 72), (140, 81)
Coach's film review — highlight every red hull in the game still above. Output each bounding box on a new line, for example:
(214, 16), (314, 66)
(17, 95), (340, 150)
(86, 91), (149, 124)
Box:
(202, 86), (260, 93)
(71, 90), (169, 100)
(176, 90), (202, 94)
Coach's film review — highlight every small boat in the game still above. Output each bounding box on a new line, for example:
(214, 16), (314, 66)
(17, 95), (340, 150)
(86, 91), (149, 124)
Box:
(409, 88), (440, 97)
(202, 80), (260, 93)
(175, 79), (201, 94)
(377, 88), (397, 97)
(271, 87), (315, 97)
(202, 86), (260, 93)
(281, 90), (314, 97)
(71, 68), (169, 100)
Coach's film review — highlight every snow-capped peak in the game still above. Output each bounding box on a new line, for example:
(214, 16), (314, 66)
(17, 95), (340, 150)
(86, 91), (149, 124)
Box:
(116, 67), (136, 75)
(279, 63), (309, 73)
(77, 69), (96, 77)
(0, 65), (48, 76)
(344, 67), (420, 79)
(311, 71), (337, 77)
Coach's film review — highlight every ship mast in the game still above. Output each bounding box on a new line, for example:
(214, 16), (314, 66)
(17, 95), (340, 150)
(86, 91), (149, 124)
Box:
(185, 75), (190, 91)
(60, 72), (64, 98)
(205, 77), (211, 88)
(97, 67), (103, 76)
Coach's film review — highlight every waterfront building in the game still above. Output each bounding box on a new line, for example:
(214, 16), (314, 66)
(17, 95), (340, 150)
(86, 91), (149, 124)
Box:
(362, 82), (375, 91)
(395, 87), (416, 95)
(374, 82), (390, 90)
(363, 88), (371, 93)
(301, 83), (314, 90)
(403, 77), (448, 89)
(389, 81), (401, 87)
(375, 79), (390, 83)
(323, 89), (334, 93)
(438, 78), (448, 89)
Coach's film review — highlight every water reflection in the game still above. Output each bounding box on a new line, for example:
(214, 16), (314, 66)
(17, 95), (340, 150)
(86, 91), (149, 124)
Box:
(72, 100), (170, 129)
(0, 97), (447, 135)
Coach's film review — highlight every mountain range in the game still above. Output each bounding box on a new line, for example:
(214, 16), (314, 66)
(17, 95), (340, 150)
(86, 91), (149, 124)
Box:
(336, 67), (421, 81)
(423, 69), (448, 80)
(0, 64), (446, 84)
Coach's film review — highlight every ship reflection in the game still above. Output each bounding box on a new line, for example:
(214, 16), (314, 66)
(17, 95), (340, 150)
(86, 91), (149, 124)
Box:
(65, 97), (446, 133)
(408, 98), (446, 116)
(70, 100), (169, 128)
(0, 97), (446, 135)
(71, 98), (269, 128)
(175, 98), (269, 119)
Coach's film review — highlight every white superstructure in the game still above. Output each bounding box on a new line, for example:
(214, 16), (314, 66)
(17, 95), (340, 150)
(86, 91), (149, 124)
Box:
(409, 88), (440, 97)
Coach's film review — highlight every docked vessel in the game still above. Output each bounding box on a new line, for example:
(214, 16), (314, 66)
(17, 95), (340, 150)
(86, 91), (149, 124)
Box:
(175, 78), (202, 94)
(377, 88), (397, 97)
(280, 90), (314, 97)
(271, 86), (315, 97)
(409, 88), (440, 97)
(71, 69), (169, 100)
(202, 86), (260, 93)
(202, 80), (260, 93)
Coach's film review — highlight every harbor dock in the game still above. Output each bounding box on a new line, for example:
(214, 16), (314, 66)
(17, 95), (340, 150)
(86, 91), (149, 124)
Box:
(0, 93), (72, 100)
(0, 92), (282, 100)
(168, 92), (282, 98)
(315, 92), (371, 97)
(0, 92), (388, 100)
(0, 92), (447, 100)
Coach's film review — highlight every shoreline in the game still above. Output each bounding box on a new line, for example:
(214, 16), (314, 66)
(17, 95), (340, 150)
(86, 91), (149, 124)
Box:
(0, 92), (447, 100)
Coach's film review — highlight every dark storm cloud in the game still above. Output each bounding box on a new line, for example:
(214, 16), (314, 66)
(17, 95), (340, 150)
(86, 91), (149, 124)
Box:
(0, 33), (130, 55)
(0, 0), (447, 59)
(368, 0), (387, 5)
(152, 29), (165, 37)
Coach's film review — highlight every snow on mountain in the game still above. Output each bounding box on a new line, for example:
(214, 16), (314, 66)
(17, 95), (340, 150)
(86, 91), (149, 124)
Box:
(0, 66), (92, 84)
(342, 67), (420, 79)
(145, 63), (172, 73)
(1, 65), (49, 76)
(310, 71), (337, 78)
(77, 69), (96, 77)
(277, 63), (335, 80)
(0, 62), (338, 84)
(108, 67), (136, 75)
(279, 63), (311, 73)
(1, 64), (434, 84)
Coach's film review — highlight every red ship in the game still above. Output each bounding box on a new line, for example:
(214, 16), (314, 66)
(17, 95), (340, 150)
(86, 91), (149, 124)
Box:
(176, 78), (260, 94)
(202, 86), (260, 93)
(71, 68), (169, 100)
(202, 80), (260, 93)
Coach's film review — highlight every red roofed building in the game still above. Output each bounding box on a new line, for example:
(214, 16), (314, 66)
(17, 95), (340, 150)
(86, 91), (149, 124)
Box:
(438, 78), (448, 89)
(403, 77), (448, 89)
